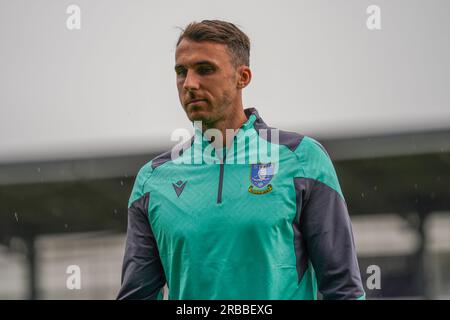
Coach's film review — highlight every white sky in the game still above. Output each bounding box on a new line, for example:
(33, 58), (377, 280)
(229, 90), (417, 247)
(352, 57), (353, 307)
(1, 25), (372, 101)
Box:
(1, 0), (450, 163)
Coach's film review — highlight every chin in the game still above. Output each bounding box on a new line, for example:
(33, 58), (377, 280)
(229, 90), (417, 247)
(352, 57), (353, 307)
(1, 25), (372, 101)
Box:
(187, 108), (210, 122)
(189, 114), (209, 124)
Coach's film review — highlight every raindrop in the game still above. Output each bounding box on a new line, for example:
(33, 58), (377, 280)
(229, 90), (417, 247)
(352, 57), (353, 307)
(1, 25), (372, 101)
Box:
(373, 185), (378, 191)
(361, 192), (365, 199)
(113, 209), (118, 214)
(64, 224), (68, 229)
(37, 167), (41, 173)
(14, 212), (18, 223)
(120, 180), (124, 187)
(414, 183), (418, 190)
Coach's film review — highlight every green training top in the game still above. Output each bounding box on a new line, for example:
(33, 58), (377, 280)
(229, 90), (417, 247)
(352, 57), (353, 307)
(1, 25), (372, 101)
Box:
(117, 108), (365, 300)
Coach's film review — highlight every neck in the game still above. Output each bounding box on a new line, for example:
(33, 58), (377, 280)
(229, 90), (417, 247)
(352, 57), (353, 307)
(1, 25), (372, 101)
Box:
(203, 107), (248, 150)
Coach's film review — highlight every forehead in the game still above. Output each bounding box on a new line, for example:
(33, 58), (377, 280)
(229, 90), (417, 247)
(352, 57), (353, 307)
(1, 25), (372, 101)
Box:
(175, 39), (231, 66)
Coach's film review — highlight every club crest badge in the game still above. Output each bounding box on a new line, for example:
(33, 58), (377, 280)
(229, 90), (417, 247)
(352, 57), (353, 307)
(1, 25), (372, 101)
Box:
(248, 163), (275, 194)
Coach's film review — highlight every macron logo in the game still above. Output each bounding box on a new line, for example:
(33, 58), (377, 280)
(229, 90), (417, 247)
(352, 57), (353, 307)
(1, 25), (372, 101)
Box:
(172, 180), (187, 197)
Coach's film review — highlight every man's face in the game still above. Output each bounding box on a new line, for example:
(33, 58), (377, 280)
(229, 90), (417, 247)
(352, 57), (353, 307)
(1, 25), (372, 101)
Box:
(175, 39), (240, 125)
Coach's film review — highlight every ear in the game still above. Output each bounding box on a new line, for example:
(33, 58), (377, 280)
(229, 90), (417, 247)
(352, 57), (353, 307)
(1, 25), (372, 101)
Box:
(236, 66), (252, 89)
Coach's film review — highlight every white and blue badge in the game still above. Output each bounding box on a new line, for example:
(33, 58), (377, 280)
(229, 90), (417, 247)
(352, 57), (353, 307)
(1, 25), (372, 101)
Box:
(248, 163), (275, 194)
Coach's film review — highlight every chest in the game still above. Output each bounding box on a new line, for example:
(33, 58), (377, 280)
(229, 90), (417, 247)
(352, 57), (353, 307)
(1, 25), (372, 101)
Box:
(147, 162), (298, 246)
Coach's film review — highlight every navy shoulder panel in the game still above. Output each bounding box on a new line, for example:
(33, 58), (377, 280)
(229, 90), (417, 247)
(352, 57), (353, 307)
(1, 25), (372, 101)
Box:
(151, 136), (195, 170)
(151, 150), (173, 170)
(246, 108), (304, 151)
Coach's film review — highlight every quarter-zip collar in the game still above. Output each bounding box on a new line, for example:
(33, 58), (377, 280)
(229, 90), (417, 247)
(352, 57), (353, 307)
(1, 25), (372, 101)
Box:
(191, 108), (261, 163)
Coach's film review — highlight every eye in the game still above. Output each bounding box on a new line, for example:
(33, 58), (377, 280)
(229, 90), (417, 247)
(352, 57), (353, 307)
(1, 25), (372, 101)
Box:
(197, 66), (214, 75)
(175, 67), (187, 77)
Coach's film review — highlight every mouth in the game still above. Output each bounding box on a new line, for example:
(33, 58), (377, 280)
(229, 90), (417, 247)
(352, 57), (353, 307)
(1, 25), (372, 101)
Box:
(186, 99), (207, 106)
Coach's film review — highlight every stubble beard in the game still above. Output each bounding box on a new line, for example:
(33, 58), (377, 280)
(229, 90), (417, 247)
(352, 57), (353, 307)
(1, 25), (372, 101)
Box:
(190, 91), (234, 131)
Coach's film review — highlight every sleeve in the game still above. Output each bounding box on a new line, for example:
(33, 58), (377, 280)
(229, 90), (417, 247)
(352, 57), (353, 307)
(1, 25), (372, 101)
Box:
(116, 191), (166, 300)
(295, 137), (365, 300)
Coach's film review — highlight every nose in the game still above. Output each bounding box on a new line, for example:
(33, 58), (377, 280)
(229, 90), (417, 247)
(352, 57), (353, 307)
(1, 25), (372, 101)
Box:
(183, 69), (200, 92)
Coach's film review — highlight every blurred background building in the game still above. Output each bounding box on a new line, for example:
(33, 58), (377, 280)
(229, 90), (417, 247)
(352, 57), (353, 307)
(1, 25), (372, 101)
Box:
(1, 0), (450, 299)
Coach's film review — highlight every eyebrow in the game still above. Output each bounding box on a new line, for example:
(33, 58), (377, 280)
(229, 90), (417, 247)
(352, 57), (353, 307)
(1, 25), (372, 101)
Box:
(174, 60), (217, 71)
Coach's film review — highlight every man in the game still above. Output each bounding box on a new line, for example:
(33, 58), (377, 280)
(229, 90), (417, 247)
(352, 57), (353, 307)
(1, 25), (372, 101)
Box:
(117, 20), (365, 300)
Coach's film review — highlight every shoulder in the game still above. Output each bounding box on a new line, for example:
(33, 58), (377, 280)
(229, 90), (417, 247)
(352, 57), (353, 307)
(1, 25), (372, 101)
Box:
(135, 148), (175, 182)
(254, 122), (326, 162)
(252, 115), (305, 152)
(253, 122), (333, 179)
(294, 136), (343, 198)
(128, 147), (177, 207)
(294, 136), (331, 164)
(128, 159), (154, 207)
(253, 122), (341, 194)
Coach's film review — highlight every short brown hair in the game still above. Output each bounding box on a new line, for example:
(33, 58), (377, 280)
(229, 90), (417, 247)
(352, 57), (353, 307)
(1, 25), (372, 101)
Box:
(176, 20), (250, 68)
